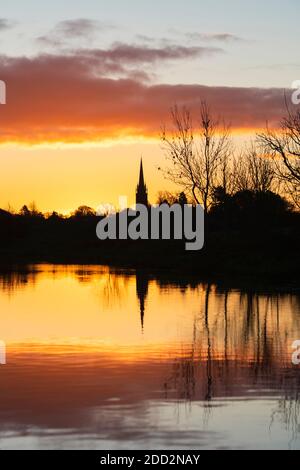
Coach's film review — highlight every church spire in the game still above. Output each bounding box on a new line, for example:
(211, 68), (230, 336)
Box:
(136, 271), (149, 333)
(136, 158), (148, 206)
(139, 158), (145, 187)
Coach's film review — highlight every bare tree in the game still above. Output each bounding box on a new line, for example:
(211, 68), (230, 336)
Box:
(233, 145), (275, 193)
(156, 191), (178, 205)
(73, 205), (96, 217)
(258, 108), (300, 208)
(161, 102), (231, 213)
(216, 147), (235, 196)
(232, 151), (252, 192)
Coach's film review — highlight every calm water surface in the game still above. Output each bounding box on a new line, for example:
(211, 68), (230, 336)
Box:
(0, 264), (299, 450)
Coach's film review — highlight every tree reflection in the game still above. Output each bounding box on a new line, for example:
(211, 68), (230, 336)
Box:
(163, 283), (300, 438)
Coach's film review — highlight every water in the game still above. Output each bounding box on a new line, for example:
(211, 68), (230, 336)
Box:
(0, 264), (299, 450)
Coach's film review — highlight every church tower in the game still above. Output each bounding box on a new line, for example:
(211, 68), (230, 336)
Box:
(136, 158), (148, 207)
(136, 271), (149, 332)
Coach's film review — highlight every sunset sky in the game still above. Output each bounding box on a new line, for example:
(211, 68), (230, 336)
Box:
(0, 0), (299, 212)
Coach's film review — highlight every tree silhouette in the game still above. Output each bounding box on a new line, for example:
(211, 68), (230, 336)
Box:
(161, 102), (232, 213)
(73, 206), (96, 217)
(258, 108), (300, 208)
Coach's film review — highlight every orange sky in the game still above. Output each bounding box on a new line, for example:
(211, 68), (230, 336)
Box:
(0, 140), (168, 213)
(0, 134), (255, 213)
(0, 13), (298, 213)
(0, 51), (292, 213)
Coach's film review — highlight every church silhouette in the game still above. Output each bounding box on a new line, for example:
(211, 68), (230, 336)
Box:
(135, 160), (149, 332)
(136, 159), (148, 207)
(136, 271), (149, 332)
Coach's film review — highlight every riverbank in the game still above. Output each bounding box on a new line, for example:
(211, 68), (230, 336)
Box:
(0, 227), (299, 288)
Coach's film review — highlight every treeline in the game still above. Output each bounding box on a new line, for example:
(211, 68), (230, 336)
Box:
(161, 102), (300, 212)
(0, 186), (298, 282)
(0, 101), (299, 281)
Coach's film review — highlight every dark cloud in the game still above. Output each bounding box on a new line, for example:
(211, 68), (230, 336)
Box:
(78, 43), (223, 64)
(26, 44), (223, 81)
(168, 29), (245, 44)
(135, 34), (154, 43)
(186, 32), (245, 43)
(0, 51), (292, 144)
(135, 32), (244, 47)
(0, 19), (15, 31)
(36, 18), (113, 47)
(55, 19), (107, 38)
